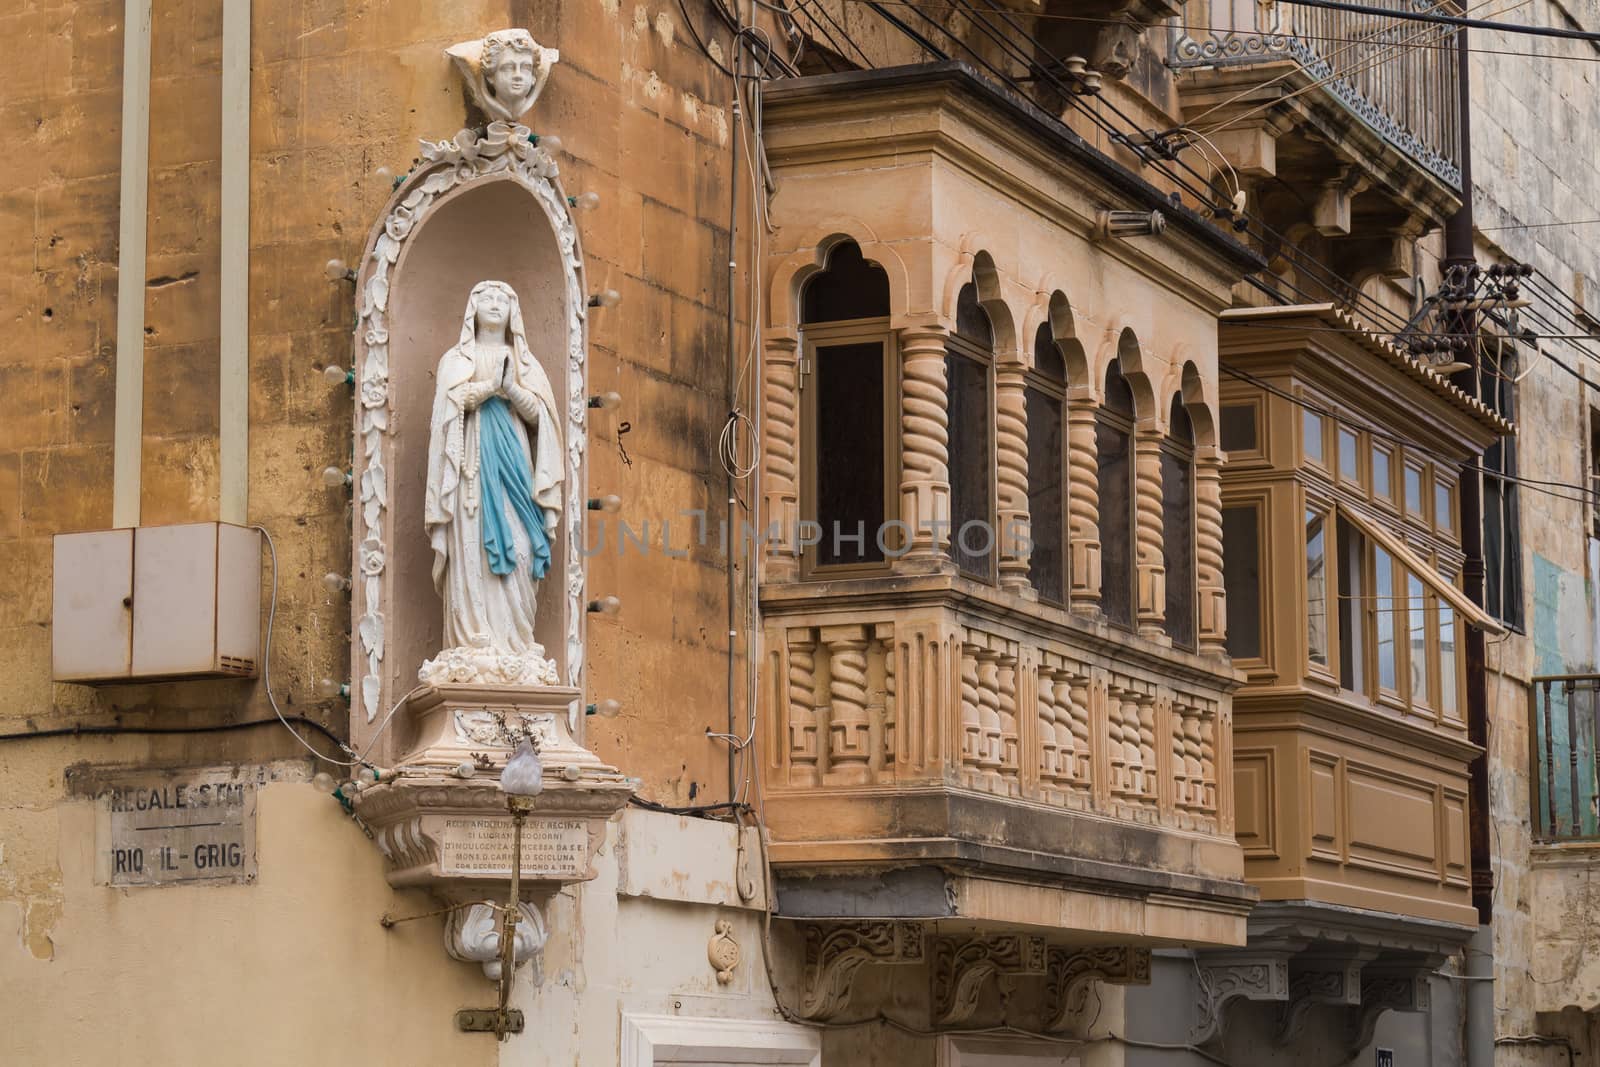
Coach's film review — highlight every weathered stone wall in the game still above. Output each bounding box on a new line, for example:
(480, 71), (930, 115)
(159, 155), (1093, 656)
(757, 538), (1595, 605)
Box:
(1470, 1), (1600, 1058)
(1, 0), (761, 1059)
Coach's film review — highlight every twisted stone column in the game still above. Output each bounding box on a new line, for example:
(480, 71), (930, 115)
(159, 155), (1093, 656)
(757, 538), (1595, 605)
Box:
(763, 334), (802, 582)
(1066, 395), (1101, 614)
(995, 361), (1032, 593)
(897, 324), (952, 569)
(1195, 444), (1227, 655)
(1134, 427), (1167, 640)
(787, 628), (819, 787)
(823, 625), (873, 786)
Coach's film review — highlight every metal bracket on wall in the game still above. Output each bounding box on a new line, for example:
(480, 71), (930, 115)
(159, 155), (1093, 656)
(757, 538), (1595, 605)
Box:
(456, 1008), (525, 1034)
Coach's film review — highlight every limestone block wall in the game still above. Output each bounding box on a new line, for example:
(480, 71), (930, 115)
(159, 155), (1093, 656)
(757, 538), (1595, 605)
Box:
(1468, 0), (1600, 1056)
(0, 0), (768, 1058)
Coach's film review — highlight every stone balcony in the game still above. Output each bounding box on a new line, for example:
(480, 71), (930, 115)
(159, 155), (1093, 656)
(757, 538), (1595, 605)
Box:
(759, 572), (1251, 948)
(1170, 0), (1463, 278)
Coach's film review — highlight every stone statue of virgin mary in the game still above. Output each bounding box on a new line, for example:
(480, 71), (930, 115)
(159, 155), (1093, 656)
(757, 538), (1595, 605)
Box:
(420, 281), (563, 686)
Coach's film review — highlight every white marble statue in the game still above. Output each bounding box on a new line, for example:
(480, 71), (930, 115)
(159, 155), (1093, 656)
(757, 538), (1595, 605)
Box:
(421, 281), (563, 687)
(447, 29), (558, 125)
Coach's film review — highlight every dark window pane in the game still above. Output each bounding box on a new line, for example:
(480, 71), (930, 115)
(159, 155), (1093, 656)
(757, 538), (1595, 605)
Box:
(1034, 323), (1065, 382)
(1027, 387), (1065, 603)
(1223, 506), (1261, 659)
(1098, 419), (1133, 628)
(1337, 516), (1366, 693)
(1220, 404), (1256, 453)
(815, 342), (885, 566)
(1307, 509), (1328, 666)
(956, 284), (993, 346)
(948, 351), (992, 580)
(1104, 363), (1135, 416)
(1485, 476), (1505, 620)
(802, 242), (890, 323)
(1162, 445), (1195, 649)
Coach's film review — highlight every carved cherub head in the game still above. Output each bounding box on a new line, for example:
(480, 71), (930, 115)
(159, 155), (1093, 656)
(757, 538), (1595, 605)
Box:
(447, 29), (558, 124)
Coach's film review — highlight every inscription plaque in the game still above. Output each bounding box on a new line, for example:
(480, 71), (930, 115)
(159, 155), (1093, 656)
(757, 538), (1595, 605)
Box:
(436, 815), (591, 879)
(94, 769), (258, 886)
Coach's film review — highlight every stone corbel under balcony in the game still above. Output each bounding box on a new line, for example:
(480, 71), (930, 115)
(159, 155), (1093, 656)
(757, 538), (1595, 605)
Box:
(1193, 902), (1465, 1050)
(794, 919), (1150, 1037)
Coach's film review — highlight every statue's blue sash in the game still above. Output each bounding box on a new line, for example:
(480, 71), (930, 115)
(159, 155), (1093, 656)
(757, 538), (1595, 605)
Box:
(478, 395), (550, 579)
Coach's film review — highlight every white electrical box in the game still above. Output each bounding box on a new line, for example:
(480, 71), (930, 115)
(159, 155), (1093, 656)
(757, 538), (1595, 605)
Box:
(52, 522), (262, 683)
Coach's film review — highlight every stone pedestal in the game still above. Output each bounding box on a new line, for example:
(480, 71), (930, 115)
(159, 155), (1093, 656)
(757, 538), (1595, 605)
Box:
(351, 683), (636, 899)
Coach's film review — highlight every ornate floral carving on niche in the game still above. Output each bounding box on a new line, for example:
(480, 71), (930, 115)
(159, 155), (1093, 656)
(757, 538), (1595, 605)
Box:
(353, 94), (589, 726)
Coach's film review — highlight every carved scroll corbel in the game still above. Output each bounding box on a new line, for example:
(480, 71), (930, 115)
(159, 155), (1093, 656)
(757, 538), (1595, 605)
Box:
(1347, 969), (1431, 1055)
(931, 934), (1048, 1026)
(800, 922), (925, 1021)
(1275, 959), (1364, 1046)
(1191, 955), (1291, 1046)
(1045, 946), (1152, 1035)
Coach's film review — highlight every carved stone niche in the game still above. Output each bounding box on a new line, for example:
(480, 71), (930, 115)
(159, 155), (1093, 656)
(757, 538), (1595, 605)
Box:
(345, 49), (591, 757)
(339, 30), (636, 983)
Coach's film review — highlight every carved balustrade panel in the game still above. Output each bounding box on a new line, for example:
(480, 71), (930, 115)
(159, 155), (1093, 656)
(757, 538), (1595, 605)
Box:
(760, 596), (1233, 838)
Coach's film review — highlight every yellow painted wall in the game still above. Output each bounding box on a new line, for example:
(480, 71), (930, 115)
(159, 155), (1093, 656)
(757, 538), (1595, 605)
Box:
(1, 775), (497, 1066)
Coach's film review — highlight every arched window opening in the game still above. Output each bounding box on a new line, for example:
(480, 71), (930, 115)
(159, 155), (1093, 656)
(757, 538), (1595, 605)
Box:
(1027, 323), (1067, 604)
(1097, 359), (1137, 628)
(1162, 396), (1196, 649)
(948, 282), (996, 581)
(800, 241), (893, 570)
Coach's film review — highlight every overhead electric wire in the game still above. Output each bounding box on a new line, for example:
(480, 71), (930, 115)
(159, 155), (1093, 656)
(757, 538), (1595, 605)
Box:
(857, 0), (1415, 333)
(844, 0), (1600, 62)
(1280, 0), (1600, 43)
(1219, 362), (1595, 504)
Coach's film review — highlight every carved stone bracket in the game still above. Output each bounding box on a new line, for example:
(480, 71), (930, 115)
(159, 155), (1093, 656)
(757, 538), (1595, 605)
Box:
(1045, 946), (1152, 1035)
(931, 933), (1048, 1025)
(1348, 968), (1431, 1054)
(799, 922), (926, 1021)
(1191, 954), (1291, 1046)
(1275, 956), (1366, 1046)
(445, 899), (547, 980)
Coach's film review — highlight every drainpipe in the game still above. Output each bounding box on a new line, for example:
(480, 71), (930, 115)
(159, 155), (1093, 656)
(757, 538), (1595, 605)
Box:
(219, 0), (250, 525)
(112, 0), (154, 528)
(1444, 21), (1496, 1067)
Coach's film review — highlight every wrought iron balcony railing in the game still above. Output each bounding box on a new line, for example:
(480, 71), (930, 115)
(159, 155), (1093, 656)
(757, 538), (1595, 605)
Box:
(1170, 0), (1463, 188)
(1531, 674), (1600, 842)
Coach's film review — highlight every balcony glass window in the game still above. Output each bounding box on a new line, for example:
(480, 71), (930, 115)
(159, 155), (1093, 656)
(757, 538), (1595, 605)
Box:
(1163, 396), (1197, 650)
(1306, 508), (1329, 668)
(1338, 427), (1360, 484)
(1337, 515), (1367, 693)
(1375, 546), (1397, 692)
(948, 283), (994, 581)
(802, 241), (892, 569)
(1373, 444), (1393, 503)
(1404, 462), (1424, 517)
(1407, 572), (1430, 707)
(1304, 410), (1325, 466)
(1223, 504), (1262, 660)
(1027, 324), (1066, 604)
(1220, 403), (1257, 453)
(1099, 362), (1137, 629)
(1436, 480), (1454, 534)
(1440, 600), (1459, 718)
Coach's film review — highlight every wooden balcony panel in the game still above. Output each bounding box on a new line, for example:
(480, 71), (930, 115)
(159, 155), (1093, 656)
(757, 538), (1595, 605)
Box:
(759, 573), (1253, 946)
